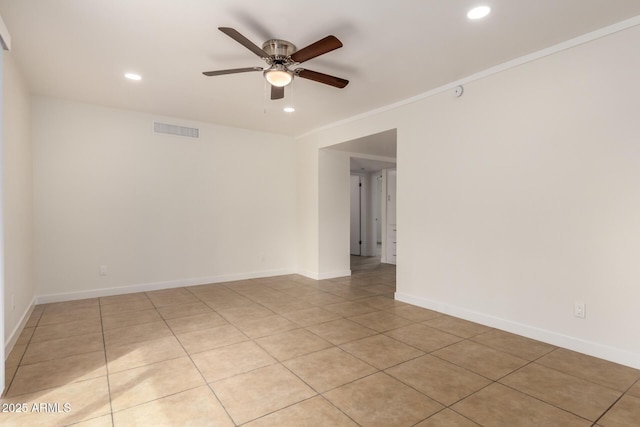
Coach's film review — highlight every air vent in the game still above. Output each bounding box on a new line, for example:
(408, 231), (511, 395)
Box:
(153, 122), (199, 138)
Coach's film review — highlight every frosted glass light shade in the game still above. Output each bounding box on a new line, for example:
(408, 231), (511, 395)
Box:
(264, 69), (292, 87)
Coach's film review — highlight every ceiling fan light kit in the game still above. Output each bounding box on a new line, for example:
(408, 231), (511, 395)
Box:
(264, 65), (293, 87)
(203, 27), (348, 100)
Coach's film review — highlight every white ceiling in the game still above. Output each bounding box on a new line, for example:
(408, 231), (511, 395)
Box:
(330, 129), (398, 172)
(329, 129), (397, 159)
(2, 1), (640, 137)
(350, 157), (397, 174)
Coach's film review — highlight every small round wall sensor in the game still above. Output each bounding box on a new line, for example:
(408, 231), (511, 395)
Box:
(454, 85), (464, 97)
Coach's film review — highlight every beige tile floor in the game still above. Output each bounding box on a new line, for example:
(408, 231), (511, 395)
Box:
(2, 263), (640, 426)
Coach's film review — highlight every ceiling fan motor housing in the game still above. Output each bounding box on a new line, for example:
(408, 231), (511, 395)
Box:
(262, 39), (297, 62)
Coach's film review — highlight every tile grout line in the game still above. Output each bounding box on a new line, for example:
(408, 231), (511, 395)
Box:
(250, 326), (363, 425)
(589, 374), (640, 426)
(449, 345), (598, 423)
(166, 286), (242, 426)
(590, 394), (623, 427)
(495, 379), (597, 424)
(98, 297), (117, 427)
(1, 308), (44, 398)
(495, 346), (633, 424)
(493, 346), (604, 424)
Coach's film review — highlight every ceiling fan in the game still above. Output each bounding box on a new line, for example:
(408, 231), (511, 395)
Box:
(203, 27), (349, 100)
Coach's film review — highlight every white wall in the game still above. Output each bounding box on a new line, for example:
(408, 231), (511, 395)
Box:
(3, 52), (34, 347)
(297, 24), (640, 368)
(349, 174), (361, 256)
(318, 148), (350, 278)
(33, 97), (298, 300)
(295, 139), (319, 277)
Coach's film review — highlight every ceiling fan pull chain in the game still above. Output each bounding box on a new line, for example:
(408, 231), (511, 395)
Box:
(264, 79), (268, 113)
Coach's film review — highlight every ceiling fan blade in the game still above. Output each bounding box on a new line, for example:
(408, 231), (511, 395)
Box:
(290, 35), (343, 63)
(203, 67), (263, 76)
(296, 69), (349, 88)
(271, 85), (284, 100)
(219, 27), (269, 58)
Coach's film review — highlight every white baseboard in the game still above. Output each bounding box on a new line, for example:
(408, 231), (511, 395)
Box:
(6, 268), (297, 358)
(395, 292), (640, 370)
(296, 269), (352, 280)
(296, 269), (320, 280)
(4, 297), (37, 360)
(317, 270), (351, 280)
(36, 268), (296, 305)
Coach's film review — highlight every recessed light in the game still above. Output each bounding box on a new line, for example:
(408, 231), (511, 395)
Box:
(467, 6), (491, 20)
(283, 106), (295, 113)
(124, 72), (142, 81)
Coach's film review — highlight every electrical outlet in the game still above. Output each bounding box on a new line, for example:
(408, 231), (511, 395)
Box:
(574, 302), (586, 318)
(99, 265), (108, 276)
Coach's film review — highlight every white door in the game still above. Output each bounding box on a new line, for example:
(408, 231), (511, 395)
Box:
(350, 175), (362, 255)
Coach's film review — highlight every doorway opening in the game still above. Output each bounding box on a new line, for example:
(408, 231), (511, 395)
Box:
(322, 128), (397, 273)
(350, 162), (396, 271)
